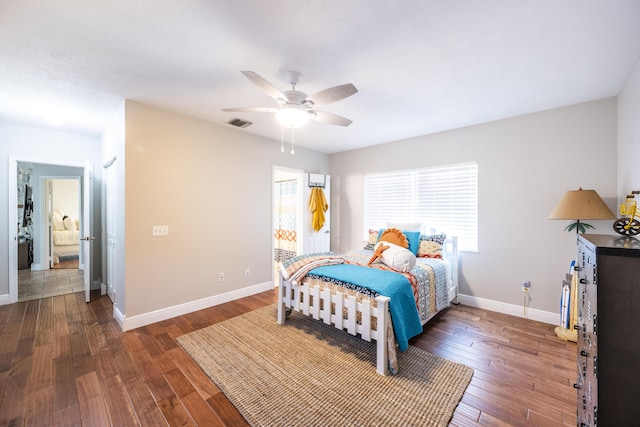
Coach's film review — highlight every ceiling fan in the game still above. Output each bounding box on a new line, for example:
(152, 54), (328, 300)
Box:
(222, 70), (358, 128)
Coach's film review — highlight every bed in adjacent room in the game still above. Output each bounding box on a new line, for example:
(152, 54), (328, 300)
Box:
(277, 227), (458, 375)
(51, 210), (80, 264)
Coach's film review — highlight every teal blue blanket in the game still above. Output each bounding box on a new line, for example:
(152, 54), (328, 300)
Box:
(307, 264), (422, 351)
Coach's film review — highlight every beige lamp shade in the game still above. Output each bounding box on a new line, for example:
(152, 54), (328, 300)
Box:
(548, 188), (616, 220)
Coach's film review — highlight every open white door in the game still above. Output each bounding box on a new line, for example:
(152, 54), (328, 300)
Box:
(82, 161), (94, 302)
(104, 158), (117, 302)
(45, 180), (53, 268)
(303, 173), (330, 253)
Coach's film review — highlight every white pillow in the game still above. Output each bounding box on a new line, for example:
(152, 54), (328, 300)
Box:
(52, 213), (65, 231)
(63, 216), (75, 231)
(374, 241), (416, 273)
(386, 221), (422, 231)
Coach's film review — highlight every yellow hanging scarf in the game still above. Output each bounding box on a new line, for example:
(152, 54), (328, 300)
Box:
(309, 187), (328, 232)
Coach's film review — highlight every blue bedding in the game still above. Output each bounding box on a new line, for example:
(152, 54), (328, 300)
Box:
(307, 263), (423, 351)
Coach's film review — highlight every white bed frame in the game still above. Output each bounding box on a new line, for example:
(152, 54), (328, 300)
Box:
(277, 236), (459, 375)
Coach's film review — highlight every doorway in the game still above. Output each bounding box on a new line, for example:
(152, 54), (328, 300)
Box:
(272, 166), (304, 286)
(46, 178), (81, 270)
(18, 172), (83, 301)
(271, 167), (332, 286)
(9, 157), (93, 304)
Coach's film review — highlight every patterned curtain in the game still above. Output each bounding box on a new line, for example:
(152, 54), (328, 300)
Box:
(274, 180), (298, 262)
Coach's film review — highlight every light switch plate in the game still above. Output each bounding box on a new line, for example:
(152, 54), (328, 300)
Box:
(152, 225), (169, 236)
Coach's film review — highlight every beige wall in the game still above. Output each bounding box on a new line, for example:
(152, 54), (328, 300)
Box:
(0, 95), (621, 322)
(618, 59), (640, 197)
(122, 101), (329, 317)
(329, 98), (618, 314)
(1, 92), (625, 321)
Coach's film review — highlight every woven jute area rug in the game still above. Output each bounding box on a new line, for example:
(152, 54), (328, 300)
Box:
(177, 305), (473, 427)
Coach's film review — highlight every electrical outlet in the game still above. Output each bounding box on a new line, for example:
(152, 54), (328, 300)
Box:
(218, 272), (224, 282)
(245, 268), (251, 277)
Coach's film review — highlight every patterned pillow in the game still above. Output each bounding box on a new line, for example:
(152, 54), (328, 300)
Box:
(418, 234), (447, 258)
(363, 229), (378, 250)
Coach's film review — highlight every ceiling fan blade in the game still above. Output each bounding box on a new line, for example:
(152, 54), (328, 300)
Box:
(221, 107), (278, 113)
(308, 110), (353, 127)
(306, 83), (358, 106)
(241, 71), (289, 102)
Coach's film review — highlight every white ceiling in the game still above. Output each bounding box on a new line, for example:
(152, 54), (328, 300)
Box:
(1, 1), (639, 154)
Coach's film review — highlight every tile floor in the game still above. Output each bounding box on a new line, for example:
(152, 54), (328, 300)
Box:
(18, 267), (84, 301)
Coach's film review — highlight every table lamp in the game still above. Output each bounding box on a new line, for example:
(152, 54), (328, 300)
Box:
(548, 188), (615, 341)
(548, 188), (616, 233)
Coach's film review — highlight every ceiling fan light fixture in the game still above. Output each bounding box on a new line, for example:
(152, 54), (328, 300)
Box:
(276, 106), (309, 128)
(223, 71), (357, 133)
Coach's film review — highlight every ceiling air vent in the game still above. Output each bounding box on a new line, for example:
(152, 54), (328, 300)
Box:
(227, 118), (253, 128)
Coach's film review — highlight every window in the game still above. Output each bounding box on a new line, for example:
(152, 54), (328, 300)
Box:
(364, 162), (478, 252)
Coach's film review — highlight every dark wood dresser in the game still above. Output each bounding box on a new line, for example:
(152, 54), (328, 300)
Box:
(576, 234), (640, 426)
(18, 239), (33, 270)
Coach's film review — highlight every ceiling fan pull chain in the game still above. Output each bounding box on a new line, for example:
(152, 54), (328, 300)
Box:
(281, 125), (284, 152)
(290, 128), (295, 155)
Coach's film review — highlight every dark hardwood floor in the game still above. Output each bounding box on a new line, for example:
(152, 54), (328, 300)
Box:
(0, 289), (576, 426)
(419, 306), (577, 426)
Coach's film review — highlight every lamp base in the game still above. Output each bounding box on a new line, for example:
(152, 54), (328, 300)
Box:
(554, 326), (577, 342)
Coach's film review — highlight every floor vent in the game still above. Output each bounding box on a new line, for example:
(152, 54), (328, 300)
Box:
(227, 118), (253, 128)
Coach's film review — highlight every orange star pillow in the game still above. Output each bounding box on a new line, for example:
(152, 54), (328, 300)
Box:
(378, 228), (409, 248)
(367, 228), (409, 266)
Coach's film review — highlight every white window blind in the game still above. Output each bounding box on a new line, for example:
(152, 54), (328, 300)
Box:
(414, 163), (478, 252)
(364, 170), (414, 231)
(363, 162), (478, 252)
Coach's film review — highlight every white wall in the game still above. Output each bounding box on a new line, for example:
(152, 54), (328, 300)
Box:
(52, 179), (80, 219)
(618, 59), (640, 196)
(121, 101), (329, 320)
(330, 98), (618, 316)
(0, 122), (102, 298)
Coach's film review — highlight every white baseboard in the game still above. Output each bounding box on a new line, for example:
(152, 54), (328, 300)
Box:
(457, 293), (558, 325)
(120, 281), (274, 331)
(1, 284), (557, 328)
(113, 303), (125, 329)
